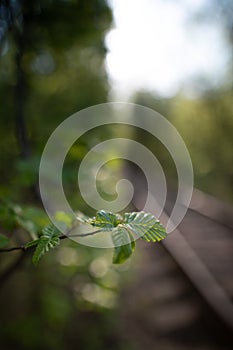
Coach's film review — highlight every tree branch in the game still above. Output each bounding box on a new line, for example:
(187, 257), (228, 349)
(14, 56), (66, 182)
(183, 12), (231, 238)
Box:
(0, 225), (102, 253)
(60, 229), (103, 239)
(0, 221), (103, 284)
(0, 245), (26, 253)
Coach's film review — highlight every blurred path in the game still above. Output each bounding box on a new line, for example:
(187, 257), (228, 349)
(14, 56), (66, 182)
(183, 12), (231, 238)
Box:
(118, 187), (233, 350)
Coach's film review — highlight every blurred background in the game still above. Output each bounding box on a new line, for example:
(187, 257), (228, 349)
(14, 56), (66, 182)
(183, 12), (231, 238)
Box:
(0, 0), (232, 349)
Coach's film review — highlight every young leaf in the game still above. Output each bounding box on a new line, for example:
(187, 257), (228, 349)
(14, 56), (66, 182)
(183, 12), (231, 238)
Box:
(32, 224), (60, 265)
(89, 210), (122, 230)
(41, 224), (60, 238)
(0, 233), (9, 248)
(32, 236), (60, 266)
(111, 226), (133, 264)
(25, 239), (40, 249)
(123, 212), (167, 242)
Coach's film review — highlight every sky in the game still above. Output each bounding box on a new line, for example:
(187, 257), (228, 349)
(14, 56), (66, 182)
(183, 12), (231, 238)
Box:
(105, 0), (230, 99)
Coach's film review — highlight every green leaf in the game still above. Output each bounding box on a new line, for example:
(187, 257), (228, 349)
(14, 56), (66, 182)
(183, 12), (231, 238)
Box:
(25, 239), (40, 249)
(0, 233), (9, 248)
(111, 226), (133, 264)
(123, 212), (167, 242)
(27, 210), (166, 267)
(32, 236), (60, 266)
(41, 224), (60, 238)
(32, 224), (60, 265)
(128, 231), (136, 252)
(89, 210), (122, 230)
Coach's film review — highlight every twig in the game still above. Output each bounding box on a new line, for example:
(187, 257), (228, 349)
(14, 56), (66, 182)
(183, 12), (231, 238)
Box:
(0, 245), (26, 253)
(0, 222), (102, 253)
(60, 229), (103, 239)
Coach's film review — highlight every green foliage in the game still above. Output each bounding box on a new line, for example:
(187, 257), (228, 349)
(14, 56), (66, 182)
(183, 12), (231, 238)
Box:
(27, 210), (167, 265)
(2, 207), (166, 265)
(0, 201), (49, 239)
(27, 224), (61, 266)
(88, 210), (122, 230)
(123, 212), (167, 242)
(0, 0), (113, 203)
(87, 210), (167, 264)
(0, 233), (9, 248)
(133, 90), (233, 204)
(111, 226), (134, 264)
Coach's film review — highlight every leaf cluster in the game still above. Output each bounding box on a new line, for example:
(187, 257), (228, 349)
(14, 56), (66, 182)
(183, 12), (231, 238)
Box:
(0, 207), (167, 265)
(87, 210), (167, 263)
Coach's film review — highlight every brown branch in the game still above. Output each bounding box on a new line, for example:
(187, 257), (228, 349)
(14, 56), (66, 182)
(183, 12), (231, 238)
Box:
(0, 245), (26, 253)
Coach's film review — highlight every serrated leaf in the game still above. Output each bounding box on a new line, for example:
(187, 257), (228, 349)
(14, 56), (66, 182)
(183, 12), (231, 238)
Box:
(111, 226), (133, 264)
(32, 236), (60, 266)
(123, 212), (166, 242)
(89, 210), (122, 230)
(128, 231), (136, 252)
(41, 224), (60, 238)
(25, 239), (40, 249)
(32, 224), (60, 265)
(0, 233), (9, 248)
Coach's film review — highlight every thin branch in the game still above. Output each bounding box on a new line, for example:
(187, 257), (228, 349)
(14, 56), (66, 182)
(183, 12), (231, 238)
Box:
(0, 245), (26, 253)
(0, 223), (103, 253)
(65, 219), (81, 236)
(60, 229), (103, 239)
